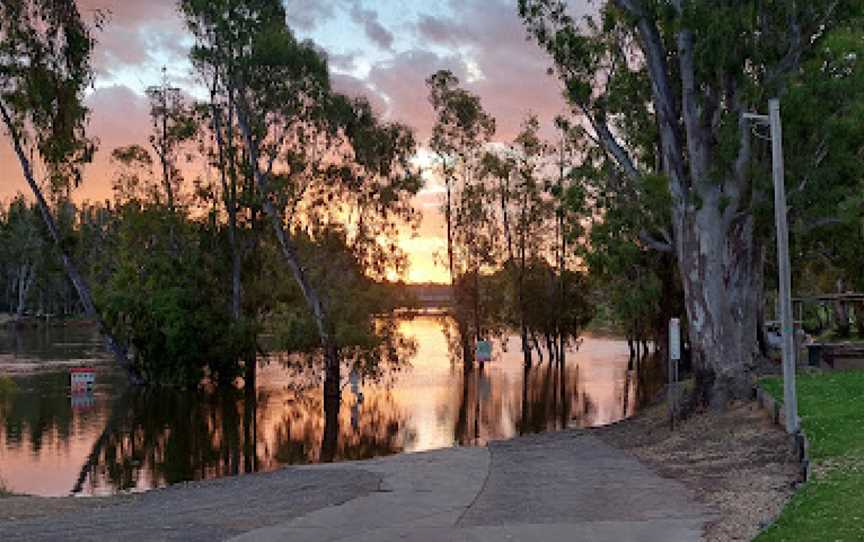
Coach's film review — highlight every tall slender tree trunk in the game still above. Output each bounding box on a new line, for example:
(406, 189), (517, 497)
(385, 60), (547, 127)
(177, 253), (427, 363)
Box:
(209, 85), (243, 325)
(235, 103), (340, 400)
(444, 168), (455, 285)
(518, 212), (531, 367)
(558, 211), (567, 366)
(243, 372), (257, 473)
(473, 268), (481, 342)
(557, 138), (567, 366)
(0, 100), (138, 383)
(320, 373), (339, 463)
(158, 99), (175, 213)
(15, 264), (34, 319)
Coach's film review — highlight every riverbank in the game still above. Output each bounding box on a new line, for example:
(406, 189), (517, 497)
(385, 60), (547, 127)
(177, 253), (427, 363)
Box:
(755, 371), (864, 541)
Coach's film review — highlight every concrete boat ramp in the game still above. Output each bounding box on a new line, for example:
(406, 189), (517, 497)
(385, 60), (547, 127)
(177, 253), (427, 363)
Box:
(1, 431), (711, 541)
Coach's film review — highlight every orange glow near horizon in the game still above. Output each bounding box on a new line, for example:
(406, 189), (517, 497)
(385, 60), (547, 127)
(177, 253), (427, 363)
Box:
(391, 231), (450, 284)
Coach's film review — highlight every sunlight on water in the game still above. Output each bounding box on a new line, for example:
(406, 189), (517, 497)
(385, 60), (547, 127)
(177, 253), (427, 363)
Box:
(0, 316), (660, 497)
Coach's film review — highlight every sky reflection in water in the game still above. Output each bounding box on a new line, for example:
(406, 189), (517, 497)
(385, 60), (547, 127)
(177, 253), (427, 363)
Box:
(0, 316), (659, 497)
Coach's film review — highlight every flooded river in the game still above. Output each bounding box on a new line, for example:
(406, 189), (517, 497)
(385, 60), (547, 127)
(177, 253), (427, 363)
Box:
(0, 315), (659, 497)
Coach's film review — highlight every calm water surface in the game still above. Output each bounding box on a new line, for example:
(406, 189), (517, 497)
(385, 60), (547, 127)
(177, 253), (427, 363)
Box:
(0, 315), (659, 497)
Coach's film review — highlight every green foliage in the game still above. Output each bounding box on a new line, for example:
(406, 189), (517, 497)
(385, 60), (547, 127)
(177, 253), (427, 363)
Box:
(0, 0), (98, 191)
(521, 260), (594, 343)
(0, 376), (16, 403)
(784, 21), (864, 294)
(268, 229), (409, 354)
(95, 205), (250, 386)
(427, 70), (496, 160)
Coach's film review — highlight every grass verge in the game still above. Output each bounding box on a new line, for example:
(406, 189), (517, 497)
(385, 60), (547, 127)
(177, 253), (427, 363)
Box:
(756, 371), (864, 542)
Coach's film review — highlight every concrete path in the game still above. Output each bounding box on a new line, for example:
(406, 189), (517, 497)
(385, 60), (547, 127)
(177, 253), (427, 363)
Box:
(0, 430), (712, 541)
(235, 431), (711, 542)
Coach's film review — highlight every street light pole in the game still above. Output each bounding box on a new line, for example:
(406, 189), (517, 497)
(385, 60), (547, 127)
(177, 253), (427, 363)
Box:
(746, 99), (799, 434)
(769, 99), (800, 435)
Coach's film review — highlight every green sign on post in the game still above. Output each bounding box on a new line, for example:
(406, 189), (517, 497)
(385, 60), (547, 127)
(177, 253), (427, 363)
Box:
(476, 340), (492, 362)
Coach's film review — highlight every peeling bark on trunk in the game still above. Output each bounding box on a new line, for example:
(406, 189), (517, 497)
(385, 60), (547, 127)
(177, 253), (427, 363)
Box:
(676, 203), (761, 407)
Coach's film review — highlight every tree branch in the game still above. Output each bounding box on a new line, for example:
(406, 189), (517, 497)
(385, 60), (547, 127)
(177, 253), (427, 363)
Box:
(639, 229), (674, 253)
(612, 0), (688, 201)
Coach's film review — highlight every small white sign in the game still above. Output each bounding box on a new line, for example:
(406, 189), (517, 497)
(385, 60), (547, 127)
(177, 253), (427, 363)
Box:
(669, 318), (681, 361)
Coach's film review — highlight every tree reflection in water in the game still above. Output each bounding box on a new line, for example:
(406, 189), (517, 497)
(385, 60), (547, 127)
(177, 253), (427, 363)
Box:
(443, 321), (665, 446)
(72, 317), (418, 495)
(0, 317), (655, 496)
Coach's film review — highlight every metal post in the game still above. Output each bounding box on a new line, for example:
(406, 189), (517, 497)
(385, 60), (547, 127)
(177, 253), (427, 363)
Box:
(769, 98), (799, 434)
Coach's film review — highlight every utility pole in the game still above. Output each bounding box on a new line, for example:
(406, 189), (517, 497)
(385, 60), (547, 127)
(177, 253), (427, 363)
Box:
(745, 99), (799, 434)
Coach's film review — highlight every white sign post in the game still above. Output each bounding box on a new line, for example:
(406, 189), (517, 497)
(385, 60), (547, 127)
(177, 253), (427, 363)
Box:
(669, 318), (681, 429)
(669, 319), (681, 363)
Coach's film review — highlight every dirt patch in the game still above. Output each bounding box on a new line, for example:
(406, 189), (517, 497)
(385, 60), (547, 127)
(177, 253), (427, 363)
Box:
(594, 398), (800, 542)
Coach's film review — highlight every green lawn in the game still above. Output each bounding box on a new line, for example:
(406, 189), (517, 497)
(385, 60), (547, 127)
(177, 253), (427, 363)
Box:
(756, 371), (864, 542)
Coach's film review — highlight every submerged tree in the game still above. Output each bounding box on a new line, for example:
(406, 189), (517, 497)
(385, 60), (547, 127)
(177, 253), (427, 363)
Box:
(181, 0), (421, 399)
(426, 70), (496, 364)
(520, 0), (864, 406)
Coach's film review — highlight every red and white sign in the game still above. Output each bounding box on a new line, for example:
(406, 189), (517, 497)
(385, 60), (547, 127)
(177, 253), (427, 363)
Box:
(70, 367), (96, 392)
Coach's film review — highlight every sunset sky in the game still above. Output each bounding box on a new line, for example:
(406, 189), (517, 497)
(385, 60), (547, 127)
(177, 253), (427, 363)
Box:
(0, 0), (578, 283)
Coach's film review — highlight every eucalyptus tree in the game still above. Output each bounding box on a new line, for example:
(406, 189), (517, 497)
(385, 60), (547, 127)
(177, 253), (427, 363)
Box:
(426, 70), (496, 363)
(511, 116), (557, 364)
(0, 0), (136, 379)
(145, 69), (198, 212)
(520, 0), (863, 405)
(110, 144), (160, 205)
(181, 0), (421, 399)
(480, 116), (556, 365)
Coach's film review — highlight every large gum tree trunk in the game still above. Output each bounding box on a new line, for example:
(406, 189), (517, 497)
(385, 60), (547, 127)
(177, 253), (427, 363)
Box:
(677, 202), (761, 407)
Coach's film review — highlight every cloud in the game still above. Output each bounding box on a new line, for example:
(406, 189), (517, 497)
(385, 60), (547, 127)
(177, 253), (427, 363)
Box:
(331, 72), (388, 116)
(77, 0), (188, 81)
(349, 5), (395, 51)
(284, 0), (336, 31)
(415, 14), (473, 47)
(411, 0), (569, 142)
(365, 49), (469, 138)
(80, 85), (153, 202)
(3, 0), (580, 283)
